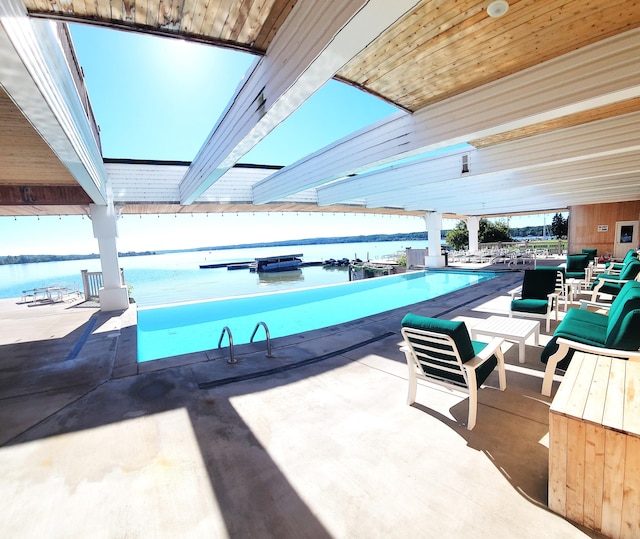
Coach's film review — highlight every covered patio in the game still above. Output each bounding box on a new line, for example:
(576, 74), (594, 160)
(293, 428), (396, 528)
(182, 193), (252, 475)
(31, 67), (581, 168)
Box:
(0, 268), (606, 537)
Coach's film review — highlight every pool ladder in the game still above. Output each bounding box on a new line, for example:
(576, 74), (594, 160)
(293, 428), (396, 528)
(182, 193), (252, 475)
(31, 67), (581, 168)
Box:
(217, 321), (274, 364)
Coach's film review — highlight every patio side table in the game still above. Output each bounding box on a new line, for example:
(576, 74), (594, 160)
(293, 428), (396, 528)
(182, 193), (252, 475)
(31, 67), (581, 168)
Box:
(470, 315), (540, 364)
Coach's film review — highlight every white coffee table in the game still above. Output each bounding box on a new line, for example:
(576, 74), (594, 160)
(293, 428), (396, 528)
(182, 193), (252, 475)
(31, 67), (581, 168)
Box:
(470, 316), (540, 364)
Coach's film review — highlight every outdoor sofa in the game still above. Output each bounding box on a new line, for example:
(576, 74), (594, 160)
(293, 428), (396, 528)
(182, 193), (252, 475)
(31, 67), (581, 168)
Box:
(540, 280), (640, 396)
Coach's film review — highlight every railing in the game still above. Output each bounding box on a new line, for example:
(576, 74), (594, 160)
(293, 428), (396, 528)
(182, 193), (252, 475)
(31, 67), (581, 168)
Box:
(218, 326), (236, 364)
(217, 322), (275, 364)
(250, 321), (275, 358)
(81, 268), (125, 299)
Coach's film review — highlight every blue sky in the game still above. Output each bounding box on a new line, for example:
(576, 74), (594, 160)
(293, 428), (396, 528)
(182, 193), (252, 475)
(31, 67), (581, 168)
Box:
(0, 25), (555, 256)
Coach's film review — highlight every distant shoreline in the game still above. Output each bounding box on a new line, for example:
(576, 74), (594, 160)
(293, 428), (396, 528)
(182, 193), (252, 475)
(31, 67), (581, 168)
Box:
(0, 223), (552, 266)
(0, 231), (432, 266)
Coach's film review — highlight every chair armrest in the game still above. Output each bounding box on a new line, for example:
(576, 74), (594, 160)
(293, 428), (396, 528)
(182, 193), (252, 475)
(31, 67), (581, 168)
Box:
(555, 338), (640, 361)
(579, 299), (611, 312)
(596, 277), (631, 284)
(466, 337), (505, 368)
(509, 287), (522, 300)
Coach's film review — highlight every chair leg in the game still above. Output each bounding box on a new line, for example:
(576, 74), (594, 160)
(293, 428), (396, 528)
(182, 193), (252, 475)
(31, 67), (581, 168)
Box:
(407, 369), (417, 405)
(465, 369), (478, 430)
(467, 386), (478, 431)
(496, 348), (507, 391)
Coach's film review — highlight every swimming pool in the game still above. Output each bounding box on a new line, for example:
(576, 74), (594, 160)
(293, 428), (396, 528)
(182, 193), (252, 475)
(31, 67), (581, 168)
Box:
(137, 270), (497, 362)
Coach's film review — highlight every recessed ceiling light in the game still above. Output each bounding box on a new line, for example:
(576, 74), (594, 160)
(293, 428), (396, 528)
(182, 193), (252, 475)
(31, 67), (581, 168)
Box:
(487, 0), (509, 18)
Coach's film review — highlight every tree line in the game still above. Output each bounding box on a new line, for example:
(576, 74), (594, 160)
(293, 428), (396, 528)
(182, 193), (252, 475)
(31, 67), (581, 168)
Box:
(445, 213), (568, 250)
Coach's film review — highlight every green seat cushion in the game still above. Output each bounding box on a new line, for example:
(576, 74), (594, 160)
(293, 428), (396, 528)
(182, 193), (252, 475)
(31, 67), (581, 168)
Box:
(605, 283), (640, 348)
(562, 307), (608, 329)
(597, 281), (625, 295)
(619, 259), (640, 280)
(521, 269), (557, 299)
(606, 309), (640, 349)
(554, 321), (608, 347)
(511, 298), (549, 314)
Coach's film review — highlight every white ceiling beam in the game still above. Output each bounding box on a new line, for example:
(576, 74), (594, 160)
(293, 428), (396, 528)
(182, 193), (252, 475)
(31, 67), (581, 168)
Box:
(365, 153), (640, 211)
(319, 111), (640, 206)
(412, 178), (640, 216)
(448, 185), (640, 216)
(366, 151), (640, 208)
(252, 28), (640, 204)
(179, 0), (422, 205)
(0, 0), (108, 204)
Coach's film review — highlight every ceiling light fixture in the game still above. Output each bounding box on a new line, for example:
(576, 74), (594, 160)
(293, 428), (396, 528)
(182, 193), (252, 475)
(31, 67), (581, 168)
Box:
(487, 0), (509, 18)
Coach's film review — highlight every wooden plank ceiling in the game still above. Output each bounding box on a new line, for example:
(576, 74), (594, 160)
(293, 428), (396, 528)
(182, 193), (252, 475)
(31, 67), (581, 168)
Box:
(24, 0), (297, 53)
(5, 0), (640, 215)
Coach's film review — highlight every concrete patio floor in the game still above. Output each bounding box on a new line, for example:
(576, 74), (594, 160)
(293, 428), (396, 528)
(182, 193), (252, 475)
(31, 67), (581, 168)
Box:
(0, 264), (606, 538)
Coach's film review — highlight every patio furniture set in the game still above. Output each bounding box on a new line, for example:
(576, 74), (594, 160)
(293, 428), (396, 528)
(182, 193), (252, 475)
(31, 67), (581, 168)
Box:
(20, 285), (81, 304)
(399, 247), (640, 536)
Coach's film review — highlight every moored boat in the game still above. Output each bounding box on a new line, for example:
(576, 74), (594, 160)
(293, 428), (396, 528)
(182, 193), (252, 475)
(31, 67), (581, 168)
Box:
(250, 254), (303, 272)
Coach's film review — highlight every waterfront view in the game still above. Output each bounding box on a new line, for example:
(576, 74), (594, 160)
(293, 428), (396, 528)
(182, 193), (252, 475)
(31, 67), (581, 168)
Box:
(0, 240), (426, 306)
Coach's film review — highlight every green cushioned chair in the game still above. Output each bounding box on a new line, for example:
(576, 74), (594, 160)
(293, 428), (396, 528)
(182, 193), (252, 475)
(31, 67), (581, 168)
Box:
(564, 253), (590, 279)
(509, 269), (559, 332)
(590, 259), (640, 301)
(539, 281), (640, 396)
(604, 249), (638, 271)
(400, 313), (506, 430)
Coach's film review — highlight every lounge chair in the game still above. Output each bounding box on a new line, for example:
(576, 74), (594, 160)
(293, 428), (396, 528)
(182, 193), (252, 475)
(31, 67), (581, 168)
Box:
(540, 280), (640, 396)
(400, 314), (506, 430)
(509, 269), (559, 332)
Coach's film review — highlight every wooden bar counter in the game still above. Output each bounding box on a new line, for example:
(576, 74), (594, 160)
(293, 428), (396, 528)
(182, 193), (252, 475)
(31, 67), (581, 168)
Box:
(549, 352), (640, 538)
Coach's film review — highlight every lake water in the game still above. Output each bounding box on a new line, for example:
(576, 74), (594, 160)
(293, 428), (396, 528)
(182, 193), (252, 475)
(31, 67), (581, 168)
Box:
(0, 241), (427, 306)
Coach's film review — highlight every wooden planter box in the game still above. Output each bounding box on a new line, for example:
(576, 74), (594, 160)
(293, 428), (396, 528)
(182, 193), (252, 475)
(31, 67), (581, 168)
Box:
(548, 352), (640, 538)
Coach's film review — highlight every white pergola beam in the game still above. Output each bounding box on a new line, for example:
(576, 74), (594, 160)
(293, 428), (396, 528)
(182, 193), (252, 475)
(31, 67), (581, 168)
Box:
(0, 0), (108, 204)
(367, 154), (640, 211)
(179, 0), (422, 205)
(401, 173), (640, 214)
(320, 111), (640, 206)
(252, 28), (640, 204)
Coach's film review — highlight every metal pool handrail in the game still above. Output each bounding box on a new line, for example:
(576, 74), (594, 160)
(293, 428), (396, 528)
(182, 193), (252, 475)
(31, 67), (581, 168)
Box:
(218, 326), (236, 364)
(250, 321), (275, 358)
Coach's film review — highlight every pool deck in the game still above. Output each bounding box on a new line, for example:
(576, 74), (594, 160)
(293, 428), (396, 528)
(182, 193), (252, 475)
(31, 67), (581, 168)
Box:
(0, 258), (606, 538)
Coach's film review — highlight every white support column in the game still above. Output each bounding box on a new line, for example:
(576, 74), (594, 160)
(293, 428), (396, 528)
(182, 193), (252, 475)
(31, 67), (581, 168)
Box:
(90, 204), (129, 312)
(467, 216), (480, 254)
(424, 212), (445, 268)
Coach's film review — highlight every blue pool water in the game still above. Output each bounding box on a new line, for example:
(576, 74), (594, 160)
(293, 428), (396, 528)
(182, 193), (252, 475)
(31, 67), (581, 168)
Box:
(137, 270), (496, 362)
